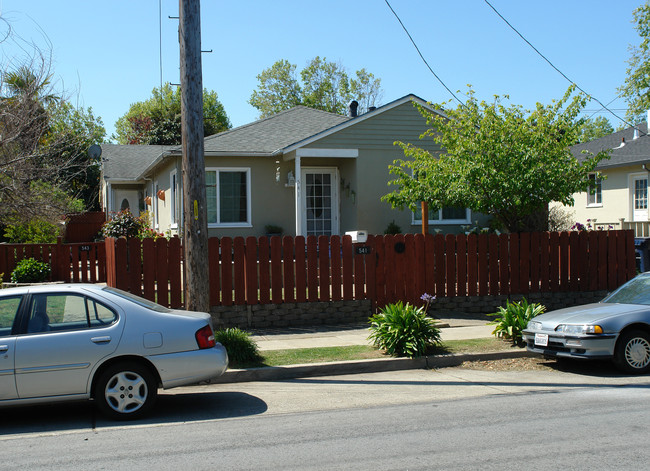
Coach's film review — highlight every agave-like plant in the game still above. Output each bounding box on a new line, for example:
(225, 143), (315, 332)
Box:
(489, 298), (545, 345)
(368, 301), (441, 358)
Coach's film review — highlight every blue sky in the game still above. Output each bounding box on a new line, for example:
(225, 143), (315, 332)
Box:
(0, 1), (643, 139)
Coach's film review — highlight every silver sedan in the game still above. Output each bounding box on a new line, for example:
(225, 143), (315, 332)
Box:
(0, 284), (228, 419)
(522, 272), (650, 374)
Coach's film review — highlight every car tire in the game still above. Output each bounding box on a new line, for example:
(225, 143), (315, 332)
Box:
(94, 361), (158, 420)
(614, 330), (650, 374)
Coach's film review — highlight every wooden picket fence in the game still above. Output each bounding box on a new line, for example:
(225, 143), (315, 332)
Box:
(0, 239), (106, 283)
(104, 230), (636, 310)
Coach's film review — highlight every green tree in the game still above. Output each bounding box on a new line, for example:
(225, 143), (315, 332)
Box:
(619, 1), (650, 123)
(248, 59), (302, 118)
(576, 115), (614, 143)
(113, 83), (231, 145)
(45, 101), (106, 210)
(382, 86), (610, 233)
(249, 57), (383, 118)
(1, 60), (102, 226)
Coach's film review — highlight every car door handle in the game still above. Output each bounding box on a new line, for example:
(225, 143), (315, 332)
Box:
(91, 336), (111, 344)
(0, 345), (7, 353)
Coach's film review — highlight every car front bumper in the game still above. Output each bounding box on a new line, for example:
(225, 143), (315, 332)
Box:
(521, 330), (618, 360)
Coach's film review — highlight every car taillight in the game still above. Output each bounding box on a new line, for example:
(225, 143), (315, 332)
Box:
(195, 325), (216, 349)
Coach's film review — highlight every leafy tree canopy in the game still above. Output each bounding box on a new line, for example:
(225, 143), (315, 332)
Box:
(249, 57), (383, 118)
(113, 83), (231, 145)
(619, 1), (650, 123)
(1, 58), (105, 226)
(576, 115), (614, 143)
(382, 86), (610, 233)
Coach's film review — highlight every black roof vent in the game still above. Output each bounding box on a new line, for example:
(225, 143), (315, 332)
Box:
(348, 100), (359, 118)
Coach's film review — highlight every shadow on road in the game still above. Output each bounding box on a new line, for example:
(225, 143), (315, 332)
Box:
(1, 391), (267, 436)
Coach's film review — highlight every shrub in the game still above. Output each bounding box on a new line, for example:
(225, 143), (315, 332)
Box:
(4, 219), (61, 243)
(489, 298), (545, 345)
(214, 328), (262, 365)
(101, 209), (146, 239)
(368, 301), (441, 358)
(383, 220), (401, 235)
(11, 258), (52, 283)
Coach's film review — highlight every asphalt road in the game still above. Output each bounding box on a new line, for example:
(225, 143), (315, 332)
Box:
(3, 365), (650, 470)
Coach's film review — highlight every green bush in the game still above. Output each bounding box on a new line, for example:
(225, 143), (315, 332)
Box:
(214, 328), (262, 365)
(11, 258), (52, 283)
(368, 301), (441, 358)
(383, 220), (401, 235)
(4, 219), (61, 243)
(489, 298), (545, 345)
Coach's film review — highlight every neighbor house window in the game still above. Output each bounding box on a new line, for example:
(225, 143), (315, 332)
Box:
(206, 168), (251, 226)
(413, 204), (471, 225)
(587, 174), (602, 206)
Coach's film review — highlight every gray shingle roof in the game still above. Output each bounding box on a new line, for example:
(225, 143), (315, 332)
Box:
(101, 144), (163, 181)
(571, 122), (650, 169)
(203, 106), (351, 155)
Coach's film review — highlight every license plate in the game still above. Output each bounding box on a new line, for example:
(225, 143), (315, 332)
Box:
(535, 333), (549, 347)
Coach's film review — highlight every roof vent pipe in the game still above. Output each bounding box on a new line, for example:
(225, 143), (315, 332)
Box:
(368, 106), (377, 113)
(348, 100), (359, 118)
(635, 128), (640, 140)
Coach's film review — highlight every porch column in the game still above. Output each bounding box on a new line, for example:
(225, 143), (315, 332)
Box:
(295, 155), (302, 236)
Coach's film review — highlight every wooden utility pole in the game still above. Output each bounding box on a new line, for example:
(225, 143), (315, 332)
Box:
(179, 0), (209, 312)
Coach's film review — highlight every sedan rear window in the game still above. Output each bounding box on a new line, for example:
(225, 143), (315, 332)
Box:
(603, 274), (650, 305)
(102, 287), (171, 312)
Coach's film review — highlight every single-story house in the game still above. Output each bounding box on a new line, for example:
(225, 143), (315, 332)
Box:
(100, 94), (489, 238)
(562, 117), (650, 230)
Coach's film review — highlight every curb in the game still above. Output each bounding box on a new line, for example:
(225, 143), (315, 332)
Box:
(208, 349), (538, 384)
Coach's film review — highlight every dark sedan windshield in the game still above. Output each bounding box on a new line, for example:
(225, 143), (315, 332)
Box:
(603, 274), (650, 305)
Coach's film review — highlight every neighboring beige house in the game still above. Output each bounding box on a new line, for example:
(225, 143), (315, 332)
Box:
(560, 120), (650, 234)
(100, 94), (488, 238)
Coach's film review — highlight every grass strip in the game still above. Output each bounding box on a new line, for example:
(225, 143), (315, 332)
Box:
(230, 337), (519, 369)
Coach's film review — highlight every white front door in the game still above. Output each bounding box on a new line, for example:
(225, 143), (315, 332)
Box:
(301, 168), (339, 236)
(633, 176), (649, 222)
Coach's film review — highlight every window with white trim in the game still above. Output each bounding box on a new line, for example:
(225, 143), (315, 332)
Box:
(206, 168), (251, 226)
(413, 204), (471, 225)
(587, 173), (602, 207)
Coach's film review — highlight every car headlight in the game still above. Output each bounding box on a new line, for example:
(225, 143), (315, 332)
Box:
(527, 321), (542, 331)
(555, 324), (603, 335)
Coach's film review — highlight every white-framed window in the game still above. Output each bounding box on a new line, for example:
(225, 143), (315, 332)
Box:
(170, 169), (180, 228)
(206, 167), (251, 227)
(412, 204), (471, 225)
(587, 173), (602, 207)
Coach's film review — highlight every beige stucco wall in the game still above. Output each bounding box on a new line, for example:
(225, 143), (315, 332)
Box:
(556, 164), (649, 229)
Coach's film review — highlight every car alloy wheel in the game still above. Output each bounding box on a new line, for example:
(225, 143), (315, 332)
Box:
(95, 362), (157, 420)
(615, 330), (650, 374)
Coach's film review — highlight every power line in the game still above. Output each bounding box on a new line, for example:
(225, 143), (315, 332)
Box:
(384, 0), (465, 107)
(483, 0), (639, 132)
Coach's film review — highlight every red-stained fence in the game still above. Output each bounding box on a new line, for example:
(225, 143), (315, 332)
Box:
(0, 240), (106, 283)
(104, 230), (636, 310)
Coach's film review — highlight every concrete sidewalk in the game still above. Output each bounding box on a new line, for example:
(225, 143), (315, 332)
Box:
(249, 317), (495, 351)
(209, 315), (536, 384)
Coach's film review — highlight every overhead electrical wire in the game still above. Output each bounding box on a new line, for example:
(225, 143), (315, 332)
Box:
(383, 0), (465, 108)
(482, 0), (639, 132)
(385, 0), (640, 133)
